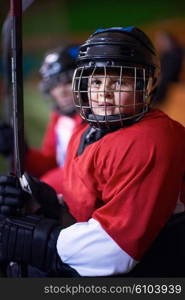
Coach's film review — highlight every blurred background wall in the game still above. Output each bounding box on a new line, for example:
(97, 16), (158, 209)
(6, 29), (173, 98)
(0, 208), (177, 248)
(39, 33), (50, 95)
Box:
(0, 0), (185, 171)
(1, 0), (185, 77)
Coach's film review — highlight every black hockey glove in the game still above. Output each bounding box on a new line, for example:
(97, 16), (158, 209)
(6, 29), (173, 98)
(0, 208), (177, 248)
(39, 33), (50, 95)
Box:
(0, 175), (24, 216)
(0, 173), (61, 219)
(0, 122), (14, 157)
(0, 214), (80, 277)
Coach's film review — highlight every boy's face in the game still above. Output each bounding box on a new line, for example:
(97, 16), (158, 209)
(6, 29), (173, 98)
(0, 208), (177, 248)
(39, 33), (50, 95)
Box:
(88, 73), (144, 117)
(50, 82), (74, 112)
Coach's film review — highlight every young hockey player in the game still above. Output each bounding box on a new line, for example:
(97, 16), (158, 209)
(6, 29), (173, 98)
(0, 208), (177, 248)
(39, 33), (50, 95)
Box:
(0, 26), (184, 277)
(0, 45), (82, 193)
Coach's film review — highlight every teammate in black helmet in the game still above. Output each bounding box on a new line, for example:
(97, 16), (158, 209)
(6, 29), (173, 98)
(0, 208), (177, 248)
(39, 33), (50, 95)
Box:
(0, 27), (184, 278)
(39, 45), (78, 116)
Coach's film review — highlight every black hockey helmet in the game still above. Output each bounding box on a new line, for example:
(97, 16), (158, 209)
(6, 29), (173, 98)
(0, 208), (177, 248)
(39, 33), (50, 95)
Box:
(39, 45), (79, 95)
(72, 26), (160, 128)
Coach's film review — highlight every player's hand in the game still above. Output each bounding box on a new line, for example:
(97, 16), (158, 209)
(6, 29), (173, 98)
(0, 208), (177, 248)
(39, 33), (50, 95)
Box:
(0, 175), (25, 216)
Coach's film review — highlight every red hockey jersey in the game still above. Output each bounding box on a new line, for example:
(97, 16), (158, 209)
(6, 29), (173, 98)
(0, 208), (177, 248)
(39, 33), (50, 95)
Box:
(61, 109), (185, 261)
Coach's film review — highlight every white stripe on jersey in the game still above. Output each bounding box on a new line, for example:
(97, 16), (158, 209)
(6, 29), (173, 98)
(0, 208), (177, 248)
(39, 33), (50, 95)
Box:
(56, 218), (138, 276)
(55, 116), (76, 166)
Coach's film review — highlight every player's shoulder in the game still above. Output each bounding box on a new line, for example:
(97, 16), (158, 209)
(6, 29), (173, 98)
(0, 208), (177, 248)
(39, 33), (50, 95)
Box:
(97, 109), (184, 168)
(143, 109), (184, 129)
(142, 109), (185, 141)
(101, 109), (185, 150)
(125, 109), (184, 138)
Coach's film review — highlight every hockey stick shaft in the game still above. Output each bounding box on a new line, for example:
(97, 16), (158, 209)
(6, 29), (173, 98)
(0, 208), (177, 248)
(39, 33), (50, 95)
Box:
(10, 0), (24, 178)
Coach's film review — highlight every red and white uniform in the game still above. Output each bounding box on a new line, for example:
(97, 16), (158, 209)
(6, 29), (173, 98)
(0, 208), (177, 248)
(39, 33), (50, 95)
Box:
(25, 112), (82, 193)
(56, 109), (185, 276)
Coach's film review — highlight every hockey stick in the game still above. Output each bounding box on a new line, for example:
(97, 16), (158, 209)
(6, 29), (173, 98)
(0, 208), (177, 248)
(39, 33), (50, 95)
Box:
(0, 0), (35, 278)
(1, 0), (35, 174)
(10, 0), (25, 178)
(2, 0), (35, 119)
(9, 0), (36, 194)
(6, 0), (26, 278)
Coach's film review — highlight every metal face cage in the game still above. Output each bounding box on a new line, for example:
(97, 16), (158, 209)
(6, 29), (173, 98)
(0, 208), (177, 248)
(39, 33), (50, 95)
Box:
(72, 65), (153, 128)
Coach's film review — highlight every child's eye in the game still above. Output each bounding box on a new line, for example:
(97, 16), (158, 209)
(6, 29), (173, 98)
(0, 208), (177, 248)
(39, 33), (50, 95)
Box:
(91, 79), (102, 86)
(113, 78), (129, 86)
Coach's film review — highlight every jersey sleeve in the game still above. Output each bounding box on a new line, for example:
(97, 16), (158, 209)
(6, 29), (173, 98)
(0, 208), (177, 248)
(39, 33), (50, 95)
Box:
(57, 218), (138, 276)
